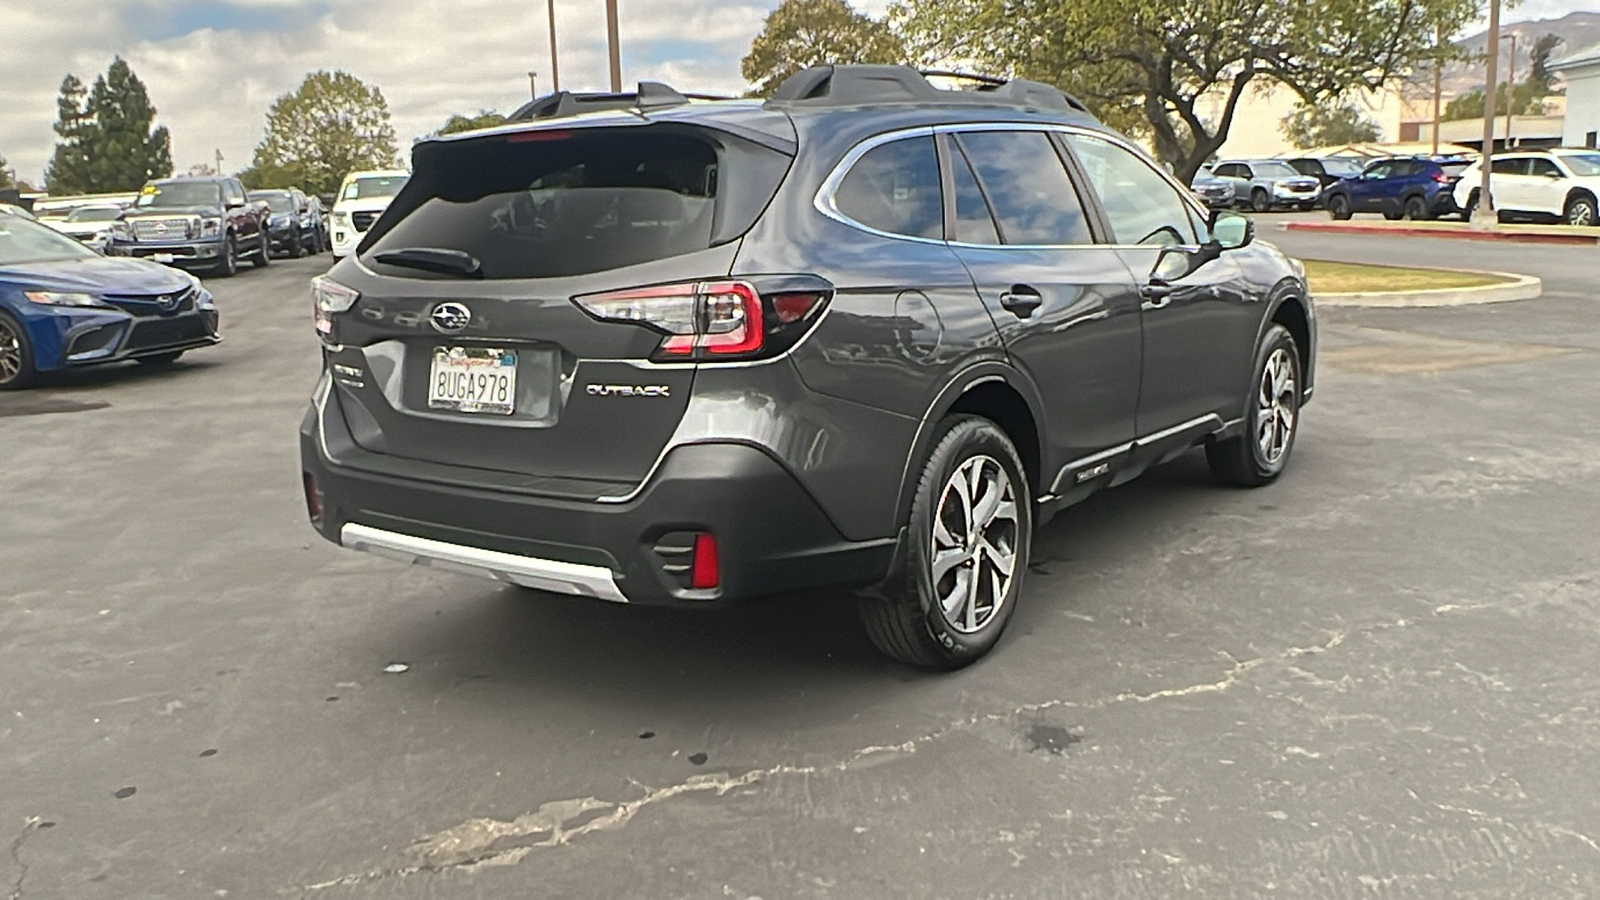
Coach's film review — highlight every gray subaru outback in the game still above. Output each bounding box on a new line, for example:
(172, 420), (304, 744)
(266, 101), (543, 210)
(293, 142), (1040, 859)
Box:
(300, 65), (1316, 669)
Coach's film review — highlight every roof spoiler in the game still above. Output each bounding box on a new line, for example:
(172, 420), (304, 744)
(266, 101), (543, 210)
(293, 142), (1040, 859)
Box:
(765, 65), (1089, 114)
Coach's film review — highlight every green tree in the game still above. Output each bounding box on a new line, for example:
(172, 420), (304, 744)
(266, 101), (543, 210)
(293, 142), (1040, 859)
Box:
(1280, 100), (1382, 149)
(1529, 33), (1564, 94)
(45, 62), (172, 194)
(1442, 82), (1547, 121)
(893, 0), (1481, 184)
(0, 155), (14, 190)
(741, 0), (906, 97)
(245, 70), (399, 196)
(437, 111), (507, 135)
(45, 75), (93, 193)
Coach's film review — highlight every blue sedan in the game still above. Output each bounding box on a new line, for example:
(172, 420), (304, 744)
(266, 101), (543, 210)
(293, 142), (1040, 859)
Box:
(0, 214), (220, 389)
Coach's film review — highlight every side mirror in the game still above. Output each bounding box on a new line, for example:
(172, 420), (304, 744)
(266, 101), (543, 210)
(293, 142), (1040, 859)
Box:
(1209, 210), (1253, 250)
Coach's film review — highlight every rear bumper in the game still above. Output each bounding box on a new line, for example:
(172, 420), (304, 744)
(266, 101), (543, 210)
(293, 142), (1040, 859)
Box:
(300, 385), (896, 606)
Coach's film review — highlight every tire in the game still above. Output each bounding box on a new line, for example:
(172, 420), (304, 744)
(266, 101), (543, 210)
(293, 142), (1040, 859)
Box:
(1298, 201), (1316, 212)
(1207, 324), (1302, 487)
(1328, 194), (1351, 220)
(212, 236), (238, 278)
(1251, 189), (1271, 213)
(1403, 196), (1428, 220)
(858, 415), (1031, 669)
(135, 351), (183, 367)
(252, 232), (271, 268)
(1566, 194), (1598, 227)
(0, 311), (38, 390)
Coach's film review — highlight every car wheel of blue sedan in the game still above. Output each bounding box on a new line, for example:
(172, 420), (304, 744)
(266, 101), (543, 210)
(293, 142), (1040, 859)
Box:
(0, 311), (37, 390)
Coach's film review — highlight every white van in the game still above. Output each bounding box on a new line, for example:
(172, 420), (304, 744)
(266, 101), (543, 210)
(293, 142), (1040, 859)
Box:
(329, 169), (409, 259)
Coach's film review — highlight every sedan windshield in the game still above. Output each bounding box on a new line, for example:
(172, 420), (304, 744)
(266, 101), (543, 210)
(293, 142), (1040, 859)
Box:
(137, 182), (222, 208)
(343, 176), (407, 201)
(0, 216), (99, 265)
(1563, 154), (1600, 176)
(66, 206), (124, 223)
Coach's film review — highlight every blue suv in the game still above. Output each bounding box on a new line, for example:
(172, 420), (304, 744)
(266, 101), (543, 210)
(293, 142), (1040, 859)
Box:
(1323, 157), (1472, 221)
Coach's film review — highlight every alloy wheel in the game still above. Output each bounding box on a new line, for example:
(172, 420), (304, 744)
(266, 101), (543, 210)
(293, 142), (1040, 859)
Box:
(1569, 200), (1596, 227)
(0, 319), (22, 384)
(1256, 348), (1298, 465)
(930, 454), (1019, 634)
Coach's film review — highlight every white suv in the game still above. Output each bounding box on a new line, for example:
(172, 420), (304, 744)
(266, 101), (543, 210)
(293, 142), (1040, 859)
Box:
(328, 169), (410, 259)
(1453, 148), (1600, 226)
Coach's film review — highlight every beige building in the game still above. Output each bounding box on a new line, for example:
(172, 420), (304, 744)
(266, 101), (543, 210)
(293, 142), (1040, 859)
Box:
(1197, 81), (1433, 159)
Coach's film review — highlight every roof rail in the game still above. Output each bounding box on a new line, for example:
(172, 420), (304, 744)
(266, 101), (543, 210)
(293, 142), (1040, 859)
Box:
(765, 65), (1089, 114)
(508, 82), (732, 121)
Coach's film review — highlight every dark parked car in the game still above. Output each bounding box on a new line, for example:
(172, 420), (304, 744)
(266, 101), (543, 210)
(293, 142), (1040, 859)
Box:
(300, 66), (1316, 669)
(107, 176), (270, 276)
(0, 214), (219, 389)
(254, 188), (323, 258)
(1282, 156), (1366, 192)
(1323, 157), (1471, 221)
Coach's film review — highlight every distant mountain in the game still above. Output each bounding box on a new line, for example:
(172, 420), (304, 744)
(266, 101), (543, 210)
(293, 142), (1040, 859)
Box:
(1437, 11), (1600, 97)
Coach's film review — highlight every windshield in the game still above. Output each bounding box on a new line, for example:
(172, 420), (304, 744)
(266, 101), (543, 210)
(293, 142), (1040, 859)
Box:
(342, 176), (408, 201)
(1322, 159), (1364, 177)
(0, 215), (99, 265)
(66, 206), (123, 223)
(1254, 162), (1301, 179)
(1563, 154), (1600, 176)
(137, 182), (222, 208)
(256, 192), (296, 213)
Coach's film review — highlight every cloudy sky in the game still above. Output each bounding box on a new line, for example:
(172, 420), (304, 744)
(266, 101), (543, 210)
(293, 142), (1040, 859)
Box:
(0, 0), (1591, 186)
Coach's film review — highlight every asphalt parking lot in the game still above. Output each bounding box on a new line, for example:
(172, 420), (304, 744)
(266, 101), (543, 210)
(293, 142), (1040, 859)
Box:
(3, 236), (1599, 898)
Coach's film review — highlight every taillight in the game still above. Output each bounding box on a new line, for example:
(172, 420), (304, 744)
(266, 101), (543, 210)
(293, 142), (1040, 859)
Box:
(1432, 172), (1451, 183)
(573, 276), (831, 362)
(690, 533), (719, 589)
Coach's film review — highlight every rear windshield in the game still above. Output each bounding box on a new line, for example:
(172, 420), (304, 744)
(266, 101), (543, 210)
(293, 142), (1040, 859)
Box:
(256, 191), (295, 213)
(1439, 162), (1471, 176)
(1253, 162), (1300, 179)
(364, 126), (790, 280)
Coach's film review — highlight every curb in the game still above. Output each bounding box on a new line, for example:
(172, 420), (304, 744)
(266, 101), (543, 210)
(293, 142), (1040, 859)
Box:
(1314, 271), (1542, 308)
(1285, 221), (1600, 246)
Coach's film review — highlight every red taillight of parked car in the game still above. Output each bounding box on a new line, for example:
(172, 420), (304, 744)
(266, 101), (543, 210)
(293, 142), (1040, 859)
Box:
(1432, 172), (1453, 183)
(572, 278), (831, 362)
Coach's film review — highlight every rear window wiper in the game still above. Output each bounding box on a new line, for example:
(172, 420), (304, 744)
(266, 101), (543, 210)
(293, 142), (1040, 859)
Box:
(371, 247), (484, 278)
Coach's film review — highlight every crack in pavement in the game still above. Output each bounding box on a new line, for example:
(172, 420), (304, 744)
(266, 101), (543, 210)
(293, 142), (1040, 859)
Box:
(7, 818), (40, 900)
(283, 613), (1444, 895)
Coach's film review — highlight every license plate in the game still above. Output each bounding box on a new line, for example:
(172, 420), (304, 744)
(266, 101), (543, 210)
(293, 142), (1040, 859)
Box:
(153, 253), (175, 263)
(428, 347), (516, 415)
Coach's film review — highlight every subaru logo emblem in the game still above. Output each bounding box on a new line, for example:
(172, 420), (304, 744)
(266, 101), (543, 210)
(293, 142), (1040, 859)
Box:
(430, 302), (471, 334)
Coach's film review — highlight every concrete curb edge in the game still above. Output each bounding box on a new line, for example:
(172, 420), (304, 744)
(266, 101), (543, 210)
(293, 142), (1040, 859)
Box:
(1314, 271), (1543, 308)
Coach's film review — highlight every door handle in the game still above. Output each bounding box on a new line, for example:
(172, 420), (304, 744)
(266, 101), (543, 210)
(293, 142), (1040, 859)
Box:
(999, 285), (1043, 318)
(1140, 280), (1174, 310)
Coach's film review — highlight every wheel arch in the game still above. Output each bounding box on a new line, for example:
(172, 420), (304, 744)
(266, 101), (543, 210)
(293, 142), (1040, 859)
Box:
(1565, 186), (1597, 208)
(895, 363), (1047, 525)
(1261, 287), (1314, 400)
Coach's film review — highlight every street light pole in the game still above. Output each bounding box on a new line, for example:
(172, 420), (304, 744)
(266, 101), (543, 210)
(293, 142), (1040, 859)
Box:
(1503, 31), (1517, 148)
(528, 71), (538, 99)
(1473, 0), (1501, 226)
(546, 0), (560, 93)
(605, 0), (622, 93)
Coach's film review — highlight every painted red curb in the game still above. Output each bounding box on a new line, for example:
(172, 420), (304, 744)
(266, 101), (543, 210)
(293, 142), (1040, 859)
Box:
(1283, 221), (1599, 246)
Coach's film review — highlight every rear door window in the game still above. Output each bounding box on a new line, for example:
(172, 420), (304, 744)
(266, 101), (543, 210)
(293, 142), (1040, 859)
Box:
(1491, 157), (1529, 176)
(364, 127), (789, 279)
(953, 130), (1092, 245)
(832, 135), (942, 240)
(1526, 158), (1562, 178)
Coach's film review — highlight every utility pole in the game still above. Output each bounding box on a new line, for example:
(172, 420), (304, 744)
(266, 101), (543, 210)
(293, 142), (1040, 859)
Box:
(1431, 53), (1443, 157)
(215, 148), (224, 176)
(547, 0), (560, 93)
(528, 71), (538, 99)
(1503, 31), (1517, 148)
(605, 0), (622, 93)
(1473, 0), (1501, 226)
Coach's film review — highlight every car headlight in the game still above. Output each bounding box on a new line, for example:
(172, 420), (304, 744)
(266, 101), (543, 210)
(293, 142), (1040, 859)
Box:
(201, 217), (223, 236)
(24, 291), (108, 308)
(312, 275), (360, 336)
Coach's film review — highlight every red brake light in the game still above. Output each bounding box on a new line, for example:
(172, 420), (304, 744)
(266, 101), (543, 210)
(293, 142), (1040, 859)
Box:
(507, 130), (573, 143)
(691, 533), (719, 589)
(1432, 172), (1450, 183)
(573, 278), (829, 361)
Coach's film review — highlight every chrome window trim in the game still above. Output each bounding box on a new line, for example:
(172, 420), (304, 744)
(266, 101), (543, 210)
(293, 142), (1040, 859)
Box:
(814, 120), (1213, 252)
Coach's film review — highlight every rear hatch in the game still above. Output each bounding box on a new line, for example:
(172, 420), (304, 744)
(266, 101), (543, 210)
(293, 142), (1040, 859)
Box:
(321, 111), (797, 493)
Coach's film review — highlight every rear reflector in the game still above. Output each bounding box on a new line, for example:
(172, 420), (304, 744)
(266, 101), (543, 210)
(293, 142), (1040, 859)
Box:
(302, 472), (323, 522)
(691, 533), (719, 589)
(507, 130), (573, 143)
